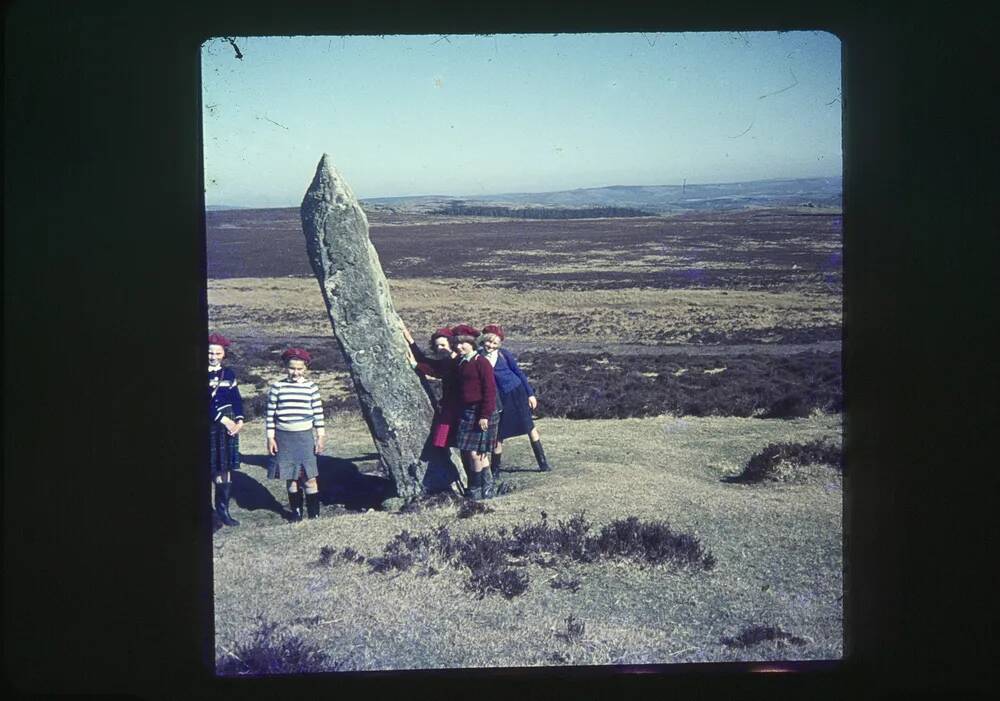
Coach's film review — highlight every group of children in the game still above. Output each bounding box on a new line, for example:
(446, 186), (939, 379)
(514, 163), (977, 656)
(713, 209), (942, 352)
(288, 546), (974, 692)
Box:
(402, 322), (551, 500)
(207, 323), (551, 526)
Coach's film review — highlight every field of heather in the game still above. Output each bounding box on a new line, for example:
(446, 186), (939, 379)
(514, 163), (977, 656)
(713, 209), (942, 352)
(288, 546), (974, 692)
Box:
(207, 205), (842, 672)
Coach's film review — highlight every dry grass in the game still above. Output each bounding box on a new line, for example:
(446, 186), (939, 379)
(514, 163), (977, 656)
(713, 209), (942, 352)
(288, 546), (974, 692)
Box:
(208, 277), (840, 346)
(214, 411), (842, 671)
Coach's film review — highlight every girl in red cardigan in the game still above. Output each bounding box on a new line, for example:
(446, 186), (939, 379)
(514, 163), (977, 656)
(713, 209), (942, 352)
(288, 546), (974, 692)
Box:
(450, 325), (500, 500)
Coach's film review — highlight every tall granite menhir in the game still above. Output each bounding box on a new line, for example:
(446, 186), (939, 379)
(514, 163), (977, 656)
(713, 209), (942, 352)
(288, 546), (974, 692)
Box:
(301, 154), (453, 502)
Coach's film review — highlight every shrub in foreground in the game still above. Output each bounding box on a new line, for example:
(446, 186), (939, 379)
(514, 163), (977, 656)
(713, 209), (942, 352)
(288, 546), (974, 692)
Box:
(216, 616), (331, 676)
(349, 513), (715, 599)
(729, 438), (843, 483)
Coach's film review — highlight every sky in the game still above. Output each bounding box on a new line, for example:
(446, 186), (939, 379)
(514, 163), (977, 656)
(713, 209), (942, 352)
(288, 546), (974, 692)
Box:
(201, 32), (841, 207)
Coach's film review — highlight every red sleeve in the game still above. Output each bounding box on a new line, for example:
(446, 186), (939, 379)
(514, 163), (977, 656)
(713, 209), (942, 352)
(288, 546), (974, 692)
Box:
(410, 342), (446, 378)
(415, 361), (436, 377)
(476, 356), (497, 420)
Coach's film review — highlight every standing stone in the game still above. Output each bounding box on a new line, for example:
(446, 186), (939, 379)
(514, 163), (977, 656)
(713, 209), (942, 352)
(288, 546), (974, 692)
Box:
(301, 154), (456, 503)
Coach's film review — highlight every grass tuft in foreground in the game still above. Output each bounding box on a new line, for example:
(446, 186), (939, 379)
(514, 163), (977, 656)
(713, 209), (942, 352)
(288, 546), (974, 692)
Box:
(720, 624), (808, 648)
(457, 499), (495, 519)
(216, 615), (336, 676)
(398, 491), (463, 514)
(728, 438), (843, 483)
(555, 615), (586, 643)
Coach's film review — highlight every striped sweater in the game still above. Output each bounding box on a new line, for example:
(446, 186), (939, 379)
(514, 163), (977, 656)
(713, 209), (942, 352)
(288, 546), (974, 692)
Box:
(265, 379), (325, 436)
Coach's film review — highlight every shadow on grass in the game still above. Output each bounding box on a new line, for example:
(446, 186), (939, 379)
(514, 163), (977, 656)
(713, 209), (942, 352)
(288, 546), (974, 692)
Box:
(230, 468), (284, 517)
(236, 452), (388, 515)
(316, 455), (389, 511)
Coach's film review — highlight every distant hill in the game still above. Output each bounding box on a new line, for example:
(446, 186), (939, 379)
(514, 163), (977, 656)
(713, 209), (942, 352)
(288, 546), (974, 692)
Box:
(364, 176), (841, 214)
(205, 204), (251, 211)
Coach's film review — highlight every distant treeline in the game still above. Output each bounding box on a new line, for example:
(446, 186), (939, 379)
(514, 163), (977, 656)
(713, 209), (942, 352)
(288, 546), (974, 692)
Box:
(433, 202), (655, 219)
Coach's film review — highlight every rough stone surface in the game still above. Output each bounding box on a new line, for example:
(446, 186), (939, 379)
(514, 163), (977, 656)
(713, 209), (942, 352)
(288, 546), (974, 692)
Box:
(301, 154), (459, 500)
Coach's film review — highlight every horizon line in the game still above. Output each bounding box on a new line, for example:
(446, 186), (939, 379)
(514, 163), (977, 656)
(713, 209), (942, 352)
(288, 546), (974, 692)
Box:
(206, 173), (843, 210)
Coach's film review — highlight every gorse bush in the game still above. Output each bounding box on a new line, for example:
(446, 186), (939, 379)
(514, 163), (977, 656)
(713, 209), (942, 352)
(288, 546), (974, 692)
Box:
(344, 513), (715, 599)
(216, 616), (332, 675)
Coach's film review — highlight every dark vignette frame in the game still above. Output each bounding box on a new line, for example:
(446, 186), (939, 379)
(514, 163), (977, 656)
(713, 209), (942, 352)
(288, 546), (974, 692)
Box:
(4, 1), (994, 699)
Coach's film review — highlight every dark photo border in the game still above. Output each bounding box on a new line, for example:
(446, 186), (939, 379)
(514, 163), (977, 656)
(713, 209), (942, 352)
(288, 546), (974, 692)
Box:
(4, 1), (994, 699)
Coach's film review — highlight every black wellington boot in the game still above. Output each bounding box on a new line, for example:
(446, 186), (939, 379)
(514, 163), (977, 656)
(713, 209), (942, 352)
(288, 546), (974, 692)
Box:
(466, 470), (483, 501)
(288, 490), (304, 522)
(481, 467), (495, 500)
(531, 440), (551, 472)
(215, 482), (240, 526)
(305, 492), (321, 519)
(491, 452), (502, 480)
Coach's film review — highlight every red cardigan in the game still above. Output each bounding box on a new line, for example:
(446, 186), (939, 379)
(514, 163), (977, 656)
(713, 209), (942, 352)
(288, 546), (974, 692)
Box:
(455, 354), (497, 420)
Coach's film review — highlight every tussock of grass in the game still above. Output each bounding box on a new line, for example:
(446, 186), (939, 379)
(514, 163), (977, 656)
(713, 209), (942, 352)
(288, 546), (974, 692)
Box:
(351, 513), (715, 600)
(216, 615), (333, 676)
(467, 567), (530, 600)
(728, 439), (843, 483)
(398, 491), (463, 514)
(720, 624), (807, 648)
(592, 516), (718, 570)
(550, 575), (581, 593)
(555, 615), (586, 643)
(340, 547), (365, 564)
(457, 500), (494, 519)
(315, 546), (337, 567)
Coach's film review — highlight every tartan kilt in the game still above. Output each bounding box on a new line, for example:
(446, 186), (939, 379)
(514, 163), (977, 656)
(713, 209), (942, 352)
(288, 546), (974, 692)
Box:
(455, 405), (500, 453)
(209, 412), (241, 477)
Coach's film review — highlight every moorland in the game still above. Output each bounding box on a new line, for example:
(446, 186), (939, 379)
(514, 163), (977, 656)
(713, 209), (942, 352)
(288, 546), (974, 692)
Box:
(207, 194), (843, 672)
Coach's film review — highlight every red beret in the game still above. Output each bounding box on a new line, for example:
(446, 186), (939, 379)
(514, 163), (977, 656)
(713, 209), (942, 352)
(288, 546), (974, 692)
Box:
(208, 333), (231, 348)
(481, 324), (505, 341)
(430, 327), (455, 341)
(280, 348), (312, 364)
(451, 324), (480, 338)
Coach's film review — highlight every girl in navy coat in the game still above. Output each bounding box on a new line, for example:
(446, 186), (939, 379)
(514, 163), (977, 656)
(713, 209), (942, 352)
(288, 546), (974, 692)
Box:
(478, 324), (552, 476)
(208, 333), (245, 527)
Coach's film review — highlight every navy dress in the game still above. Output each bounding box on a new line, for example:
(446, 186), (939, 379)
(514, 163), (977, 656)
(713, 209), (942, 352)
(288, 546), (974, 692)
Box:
(483, 348), (536, 441)
(209, 367), (244, 478)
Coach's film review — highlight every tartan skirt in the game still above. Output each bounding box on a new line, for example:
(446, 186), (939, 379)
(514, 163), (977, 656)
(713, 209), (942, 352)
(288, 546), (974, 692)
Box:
(208, 415), (241, 477)
(267, 429), (319, 481)
(455, 405), (501, 453)
(497, 384), (535, 440)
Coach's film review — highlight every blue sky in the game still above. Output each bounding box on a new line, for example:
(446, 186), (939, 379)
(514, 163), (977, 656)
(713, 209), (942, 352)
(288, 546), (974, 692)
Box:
(201, 32), (841, 207)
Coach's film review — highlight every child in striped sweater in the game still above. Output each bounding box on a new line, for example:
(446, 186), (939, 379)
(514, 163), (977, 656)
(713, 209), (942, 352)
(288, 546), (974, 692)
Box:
(266, 348), (325, 521)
